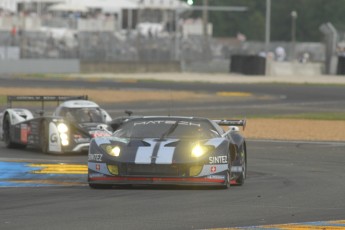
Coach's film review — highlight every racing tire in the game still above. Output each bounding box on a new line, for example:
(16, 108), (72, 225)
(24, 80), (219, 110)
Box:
(236, 149), (247, 186)
(3, 114), (15, 148)
(221, 152), (232, 189)
(88, 183), (113, 189)
(40, 121), (49, 154)
(3, 114), (26, 149)
(221, 169), (231, 189)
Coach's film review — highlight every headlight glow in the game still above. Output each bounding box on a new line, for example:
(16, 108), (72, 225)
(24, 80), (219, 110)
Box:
(57, 123), (68, 133)
(61, 139), (69, 146)
(191, 144), (205, 158)
(60, 133), (68, 140)
(106, 145), (121, 157)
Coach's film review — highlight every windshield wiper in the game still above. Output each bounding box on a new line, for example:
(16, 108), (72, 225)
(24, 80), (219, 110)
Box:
(159, 120), (179, 140)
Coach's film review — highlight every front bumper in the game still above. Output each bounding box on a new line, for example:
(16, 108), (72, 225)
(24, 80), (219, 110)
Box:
(88, 161), (231, 186)
(88, 175), (228, 186)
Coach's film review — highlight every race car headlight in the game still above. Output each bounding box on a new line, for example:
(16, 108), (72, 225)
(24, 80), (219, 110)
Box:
(104, 145), (121, 157)
(58, 125), (69, 146)
(60, 133), (69, 146)
(191, 144), (205, 158)
(61, 139), (69, 146)
(107, 165), (119, 175)
(57, 123), (68, 133)
(189, 165), (203, 176)
(60, 133), (68, 140)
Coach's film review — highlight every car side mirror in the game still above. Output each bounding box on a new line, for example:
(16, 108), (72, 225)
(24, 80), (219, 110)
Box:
(96, 124), (112, 135)
(221, 126), (239, 137)
(35, 110), (44, 117)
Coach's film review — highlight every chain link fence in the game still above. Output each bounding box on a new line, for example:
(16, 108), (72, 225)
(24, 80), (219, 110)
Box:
(0, 30), (216, 62)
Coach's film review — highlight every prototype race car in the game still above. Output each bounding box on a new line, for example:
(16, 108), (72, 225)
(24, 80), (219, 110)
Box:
(0, 95), (112, 154)
(88, 116), (247, 189)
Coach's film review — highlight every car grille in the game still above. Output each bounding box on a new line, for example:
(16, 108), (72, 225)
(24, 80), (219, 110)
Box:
(123, 164), (187, 177)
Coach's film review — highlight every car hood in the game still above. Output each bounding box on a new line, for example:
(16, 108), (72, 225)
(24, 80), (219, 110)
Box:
(90, 137), (228, 164)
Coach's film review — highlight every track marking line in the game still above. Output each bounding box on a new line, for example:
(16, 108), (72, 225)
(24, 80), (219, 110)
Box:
(5, 179), (86, 186)
(0, 161), (87, 187)
(29, 163), (87, 174)
(212, 220), (345, 230)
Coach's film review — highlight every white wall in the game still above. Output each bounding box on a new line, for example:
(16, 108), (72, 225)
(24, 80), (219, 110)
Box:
(0, 59), (80, 73)
(267, 61), (324, 76)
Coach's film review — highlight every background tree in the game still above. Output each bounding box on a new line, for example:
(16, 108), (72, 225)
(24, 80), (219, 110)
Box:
(182, 0), (345, 41)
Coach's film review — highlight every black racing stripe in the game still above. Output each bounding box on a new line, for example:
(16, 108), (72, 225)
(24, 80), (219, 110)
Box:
(150, 140), (161, 164)
(128, 144), (143, 163)
(124, 140), (141, 163)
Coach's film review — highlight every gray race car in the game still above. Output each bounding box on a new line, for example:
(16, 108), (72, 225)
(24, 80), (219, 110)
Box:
(88, 116), (247, 189)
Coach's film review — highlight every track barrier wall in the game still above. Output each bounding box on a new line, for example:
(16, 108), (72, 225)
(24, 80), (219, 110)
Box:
(230, 55), (266, 75)
(0, 59), (80, 74)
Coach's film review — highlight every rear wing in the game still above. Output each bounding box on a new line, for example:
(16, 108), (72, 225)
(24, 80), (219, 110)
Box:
(7, 95), (88, 110)
(213, 119), (246, 131)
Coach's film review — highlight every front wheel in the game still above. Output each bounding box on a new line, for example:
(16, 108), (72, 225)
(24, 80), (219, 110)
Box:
(3, 114), (25, 149)
(40, 122), (49, 154)
(236, 149), (247, 186)
(221, 169), (231, 189)
(3, 114), (14, 148)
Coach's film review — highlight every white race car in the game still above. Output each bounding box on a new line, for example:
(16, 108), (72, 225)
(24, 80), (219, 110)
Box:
(0, 95), (112, 154)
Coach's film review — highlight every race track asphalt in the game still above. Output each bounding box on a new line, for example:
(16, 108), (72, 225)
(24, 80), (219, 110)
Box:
(0, 76), (345, 229)
(0, 140), (345, 230)
(1, 75), (345, 119)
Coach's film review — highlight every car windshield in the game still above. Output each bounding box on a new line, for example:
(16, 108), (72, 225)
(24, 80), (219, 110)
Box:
(113, 118), (220, 139)
(62, 108), (103, 123)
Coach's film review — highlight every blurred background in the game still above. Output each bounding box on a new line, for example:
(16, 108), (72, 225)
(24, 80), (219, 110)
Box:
(1, 0), (345, 75)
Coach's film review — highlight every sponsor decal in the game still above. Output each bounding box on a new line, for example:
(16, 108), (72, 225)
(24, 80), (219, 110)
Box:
(49, 122), (61, 152)
(209, 156), (227, 164)
(50, 133), (58, 143)
(88, 153), (103, 162)
(133, 120), (201, 127)
(198, 164), (228, 177)
(88, 162), (111, 176)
